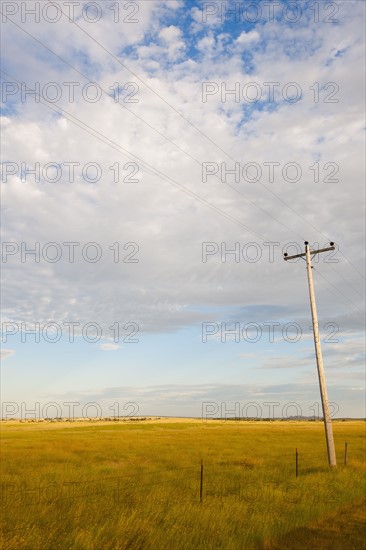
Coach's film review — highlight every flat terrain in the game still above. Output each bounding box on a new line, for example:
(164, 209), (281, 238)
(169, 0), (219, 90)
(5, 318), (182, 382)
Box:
(1, 420), (365, 549)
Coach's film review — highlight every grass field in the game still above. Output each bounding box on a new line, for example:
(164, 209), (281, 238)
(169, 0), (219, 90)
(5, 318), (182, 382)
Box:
(1, 419), (365, 549)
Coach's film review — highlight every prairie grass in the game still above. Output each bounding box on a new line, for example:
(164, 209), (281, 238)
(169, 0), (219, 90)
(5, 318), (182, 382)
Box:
(0, 420), (365, 549)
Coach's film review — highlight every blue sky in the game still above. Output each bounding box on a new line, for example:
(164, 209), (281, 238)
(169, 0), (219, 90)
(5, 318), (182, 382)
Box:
(1, 1), (365, 418)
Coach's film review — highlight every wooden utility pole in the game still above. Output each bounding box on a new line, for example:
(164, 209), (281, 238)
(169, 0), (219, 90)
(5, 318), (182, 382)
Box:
(284, 241), (337, 467)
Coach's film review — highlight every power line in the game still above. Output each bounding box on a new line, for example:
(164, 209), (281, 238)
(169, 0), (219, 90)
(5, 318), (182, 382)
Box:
(2, 69), (362, 314)
(328, 263), (365, 300)
(1, 70), (270, 242)
(314, 271), (366, 327)
(313, 268), (365, 321)
(337, 251), (365, 280)
(49, 2), (313, 234)
(44, 5), (364, 282)
(2, 13), (363, 299)
(2, 15), (305, 241)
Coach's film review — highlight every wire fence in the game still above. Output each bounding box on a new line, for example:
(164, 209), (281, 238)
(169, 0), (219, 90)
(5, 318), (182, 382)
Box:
(0, 441), (355, 514)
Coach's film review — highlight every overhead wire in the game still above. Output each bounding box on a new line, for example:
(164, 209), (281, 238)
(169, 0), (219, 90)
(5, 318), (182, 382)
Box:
(313, 267), (365, 321)
(1, 69), (270, 241)
(327, 263), (365, 300)
(1, 14), (306, 241)
(2, 7), (364, 301)
(41, 2), (365, 284)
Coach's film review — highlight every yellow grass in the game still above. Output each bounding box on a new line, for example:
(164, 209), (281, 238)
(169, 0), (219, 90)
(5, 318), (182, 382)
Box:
(1, 419), (365, 549)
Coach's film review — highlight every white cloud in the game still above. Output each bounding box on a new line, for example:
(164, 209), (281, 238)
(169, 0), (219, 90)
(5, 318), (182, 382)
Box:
(1, 0), (364, 414)
(98, 343), (121, 352)
(158, 25), (185, 59)
(158, 25), (182, 44)
(1, 349), (16, 361)
(236, 30), (260, 45)
(44, 382), (366, 418)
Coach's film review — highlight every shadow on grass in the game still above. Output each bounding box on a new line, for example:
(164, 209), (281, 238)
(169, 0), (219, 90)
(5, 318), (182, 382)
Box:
(267, 498), (366, 550)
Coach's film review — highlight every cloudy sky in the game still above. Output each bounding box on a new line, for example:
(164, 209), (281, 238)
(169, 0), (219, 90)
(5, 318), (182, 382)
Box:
(1, 0), (365, 419)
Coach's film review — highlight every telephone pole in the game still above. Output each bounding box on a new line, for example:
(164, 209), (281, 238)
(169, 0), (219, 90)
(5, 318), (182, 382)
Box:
(284, 241), (337, 467)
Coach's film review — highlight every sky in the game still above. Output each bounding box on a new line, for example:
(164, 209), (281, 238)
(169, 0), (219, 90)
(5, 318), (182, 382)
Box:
(0, 0), (365, 420)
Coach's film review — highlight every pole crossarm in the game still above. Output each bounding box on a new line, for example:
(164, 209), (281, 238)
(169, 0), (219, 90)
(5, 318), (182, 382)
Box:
(284, 245), (335, 261)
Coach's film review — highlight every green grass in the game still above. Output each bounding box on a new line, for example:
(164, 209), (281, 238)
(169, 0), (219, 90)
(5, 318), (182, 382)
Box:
(1, 420), (365, 549)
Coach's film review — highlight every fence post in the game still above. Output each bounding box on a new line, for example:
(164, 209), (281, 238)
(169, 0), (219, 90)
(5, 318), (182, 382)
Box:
(200, 459), (204, 502)
(295, 448), (298, 478)
(344, 442), (348, 466)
